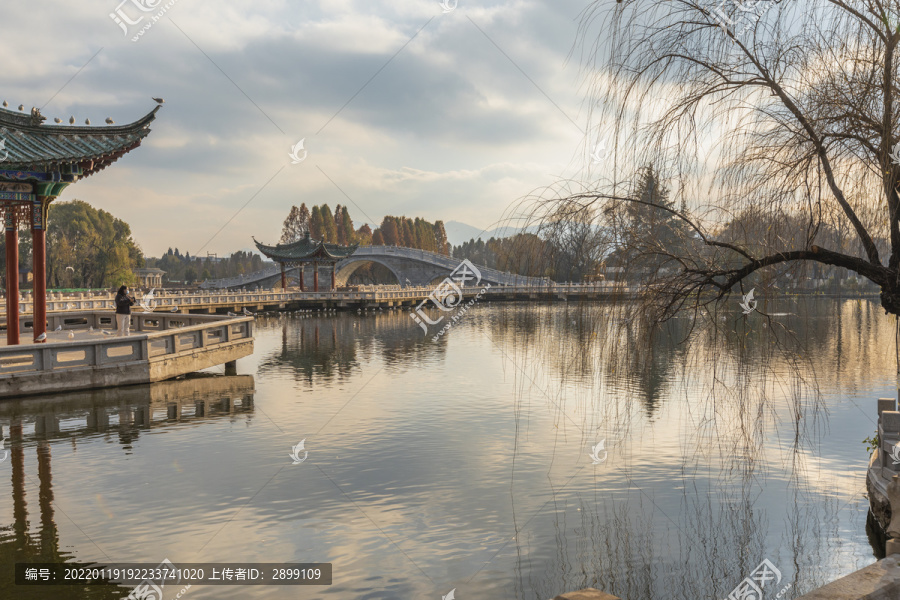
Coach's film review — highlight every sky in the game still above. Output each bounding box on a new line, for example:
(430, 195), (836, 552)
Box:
(1, 0), (603, 257)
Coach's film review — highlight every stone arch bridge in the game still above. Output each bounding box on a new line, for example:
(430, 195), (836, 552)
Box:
(201, 246), (548, 290)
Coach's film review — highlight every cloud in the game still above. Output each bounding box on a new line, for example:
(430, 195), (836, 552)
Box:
(7, 0), (593, 255)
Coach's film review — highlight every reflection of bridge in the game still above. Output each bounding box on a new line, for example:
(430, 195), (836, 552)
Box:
(0, 374), (254, 593)
(200, 246), (549, 290)
(0, 374), (255, 443)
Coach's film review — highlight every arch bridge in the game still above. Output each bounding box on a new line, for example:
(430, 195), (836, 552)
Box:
(201, 246), (548, 290)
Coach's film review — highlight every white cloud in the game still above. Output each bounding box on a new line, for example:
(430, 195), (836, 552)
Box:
(9, 0), (596, 255)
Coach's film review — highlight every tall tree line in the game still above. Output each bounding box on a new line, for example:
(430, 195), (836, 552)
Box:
(146, 249), (265, 285)
(279, 204), (450, 255)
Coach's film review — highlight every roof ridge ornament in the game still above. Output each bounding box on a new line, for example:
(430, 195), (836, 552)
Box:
(30, 107), (46, 126)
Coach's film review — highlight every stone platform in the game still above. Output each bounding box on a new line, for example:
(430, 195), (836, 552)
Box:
(0, 311), (253, 398)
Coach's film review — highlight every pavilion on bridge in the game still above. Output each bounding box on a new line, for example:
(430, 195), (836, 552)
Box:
(0, 102), (160, 344)
(254, 232), (357, 291)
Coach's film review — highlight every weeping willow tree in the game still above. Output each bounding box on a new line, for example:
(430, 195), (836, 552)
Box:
(520, 0), (900, 320)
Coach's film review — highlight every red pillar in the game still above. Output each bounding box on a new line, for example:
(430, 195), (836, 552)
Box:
(313, 262), (319, 292)
(280, 264), (287, 289)
(5, 211), (19, 345)
(331, 264), (336, 291)
(32, 199), (47, 343)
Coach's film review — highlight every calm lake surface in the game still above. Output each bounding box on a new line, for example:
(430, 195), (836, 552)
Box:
(0, 298), (892, 599)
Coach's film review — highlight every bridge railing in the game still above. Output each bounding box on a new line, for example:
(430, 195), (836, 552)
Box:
(353, 246), (549, 287)
(0, 312), (253, 376)
(198, 245), (552, 289)
(0, 283), (635, 317)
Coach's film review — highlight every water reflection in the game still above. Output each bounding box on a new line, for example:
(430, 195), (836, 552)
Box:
(256, 311), (443, 385)
(0, 299), (887, 599)
(0, 375), (255, 599)
(487, 298), (885, 598)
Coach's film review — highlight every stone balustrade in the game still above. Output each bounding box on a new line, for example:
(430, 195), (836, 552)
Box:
(0, 311), (254, 397)
(0, 284), (635, 318)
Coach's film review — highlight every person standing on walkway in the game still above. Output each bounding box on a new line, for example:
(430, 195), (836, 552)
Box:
(115, 285), (135, 336)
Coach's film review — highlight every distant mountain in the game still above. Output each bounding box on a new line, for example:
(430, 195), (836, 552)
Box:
(445, 220), (538, 247)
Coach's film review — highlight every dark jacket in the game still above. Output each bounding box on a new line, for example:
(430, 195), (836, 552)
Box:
(115, 292), (135, 315)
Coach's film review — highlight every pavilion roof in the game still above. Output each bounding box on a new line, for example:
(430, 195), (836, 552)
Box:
(0, 105), (160, 178)
(254, 233), (358, 262)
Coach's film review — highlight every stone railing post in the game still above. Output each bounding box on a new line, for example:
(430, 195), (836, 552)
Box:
(888, 475), (900, 556)
(879, 398), (896, 422)
(882, 411), (900, 471)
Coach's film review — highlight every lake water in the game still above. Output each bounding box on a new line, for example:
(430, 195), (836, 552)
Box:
(0, 298), (892, 599)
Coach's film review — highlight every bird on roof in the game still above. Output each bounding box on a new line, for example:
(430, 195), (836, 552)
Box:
(84, 118), (91, 125)
(54, 117), (62, 123)
(152, 97), (165, 104)
(1, 101), (6, 107)
(17, 104), (23, 111)
(105, 117), (114, 125)
(69, 116), (75, 124)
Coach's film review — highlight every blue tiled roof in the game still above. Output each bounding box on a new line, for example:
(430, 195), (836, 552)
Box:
(0, 105), (159, 177)
(254, 233), (358, 261)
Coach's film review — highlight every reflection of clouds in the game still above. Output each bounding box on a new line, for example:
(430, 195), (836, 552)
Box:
(0, 301), (885, 599)
(492, 298), (884, 597)
(0, 375), (256, 599)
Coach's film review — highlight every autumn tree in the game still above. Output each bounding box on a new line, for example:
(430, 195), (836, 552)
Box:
(42, 200), (143, 289)
(528, 0), (900, 318)
(309, 206), (324, 240)
(320, 203), (337, 243)
(434, 221), (450, 255)
(380, 217), (400, 246)
(279, 203), (310, 243)
(340, 206), (355, 244)
(356, 223), (373, 245)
